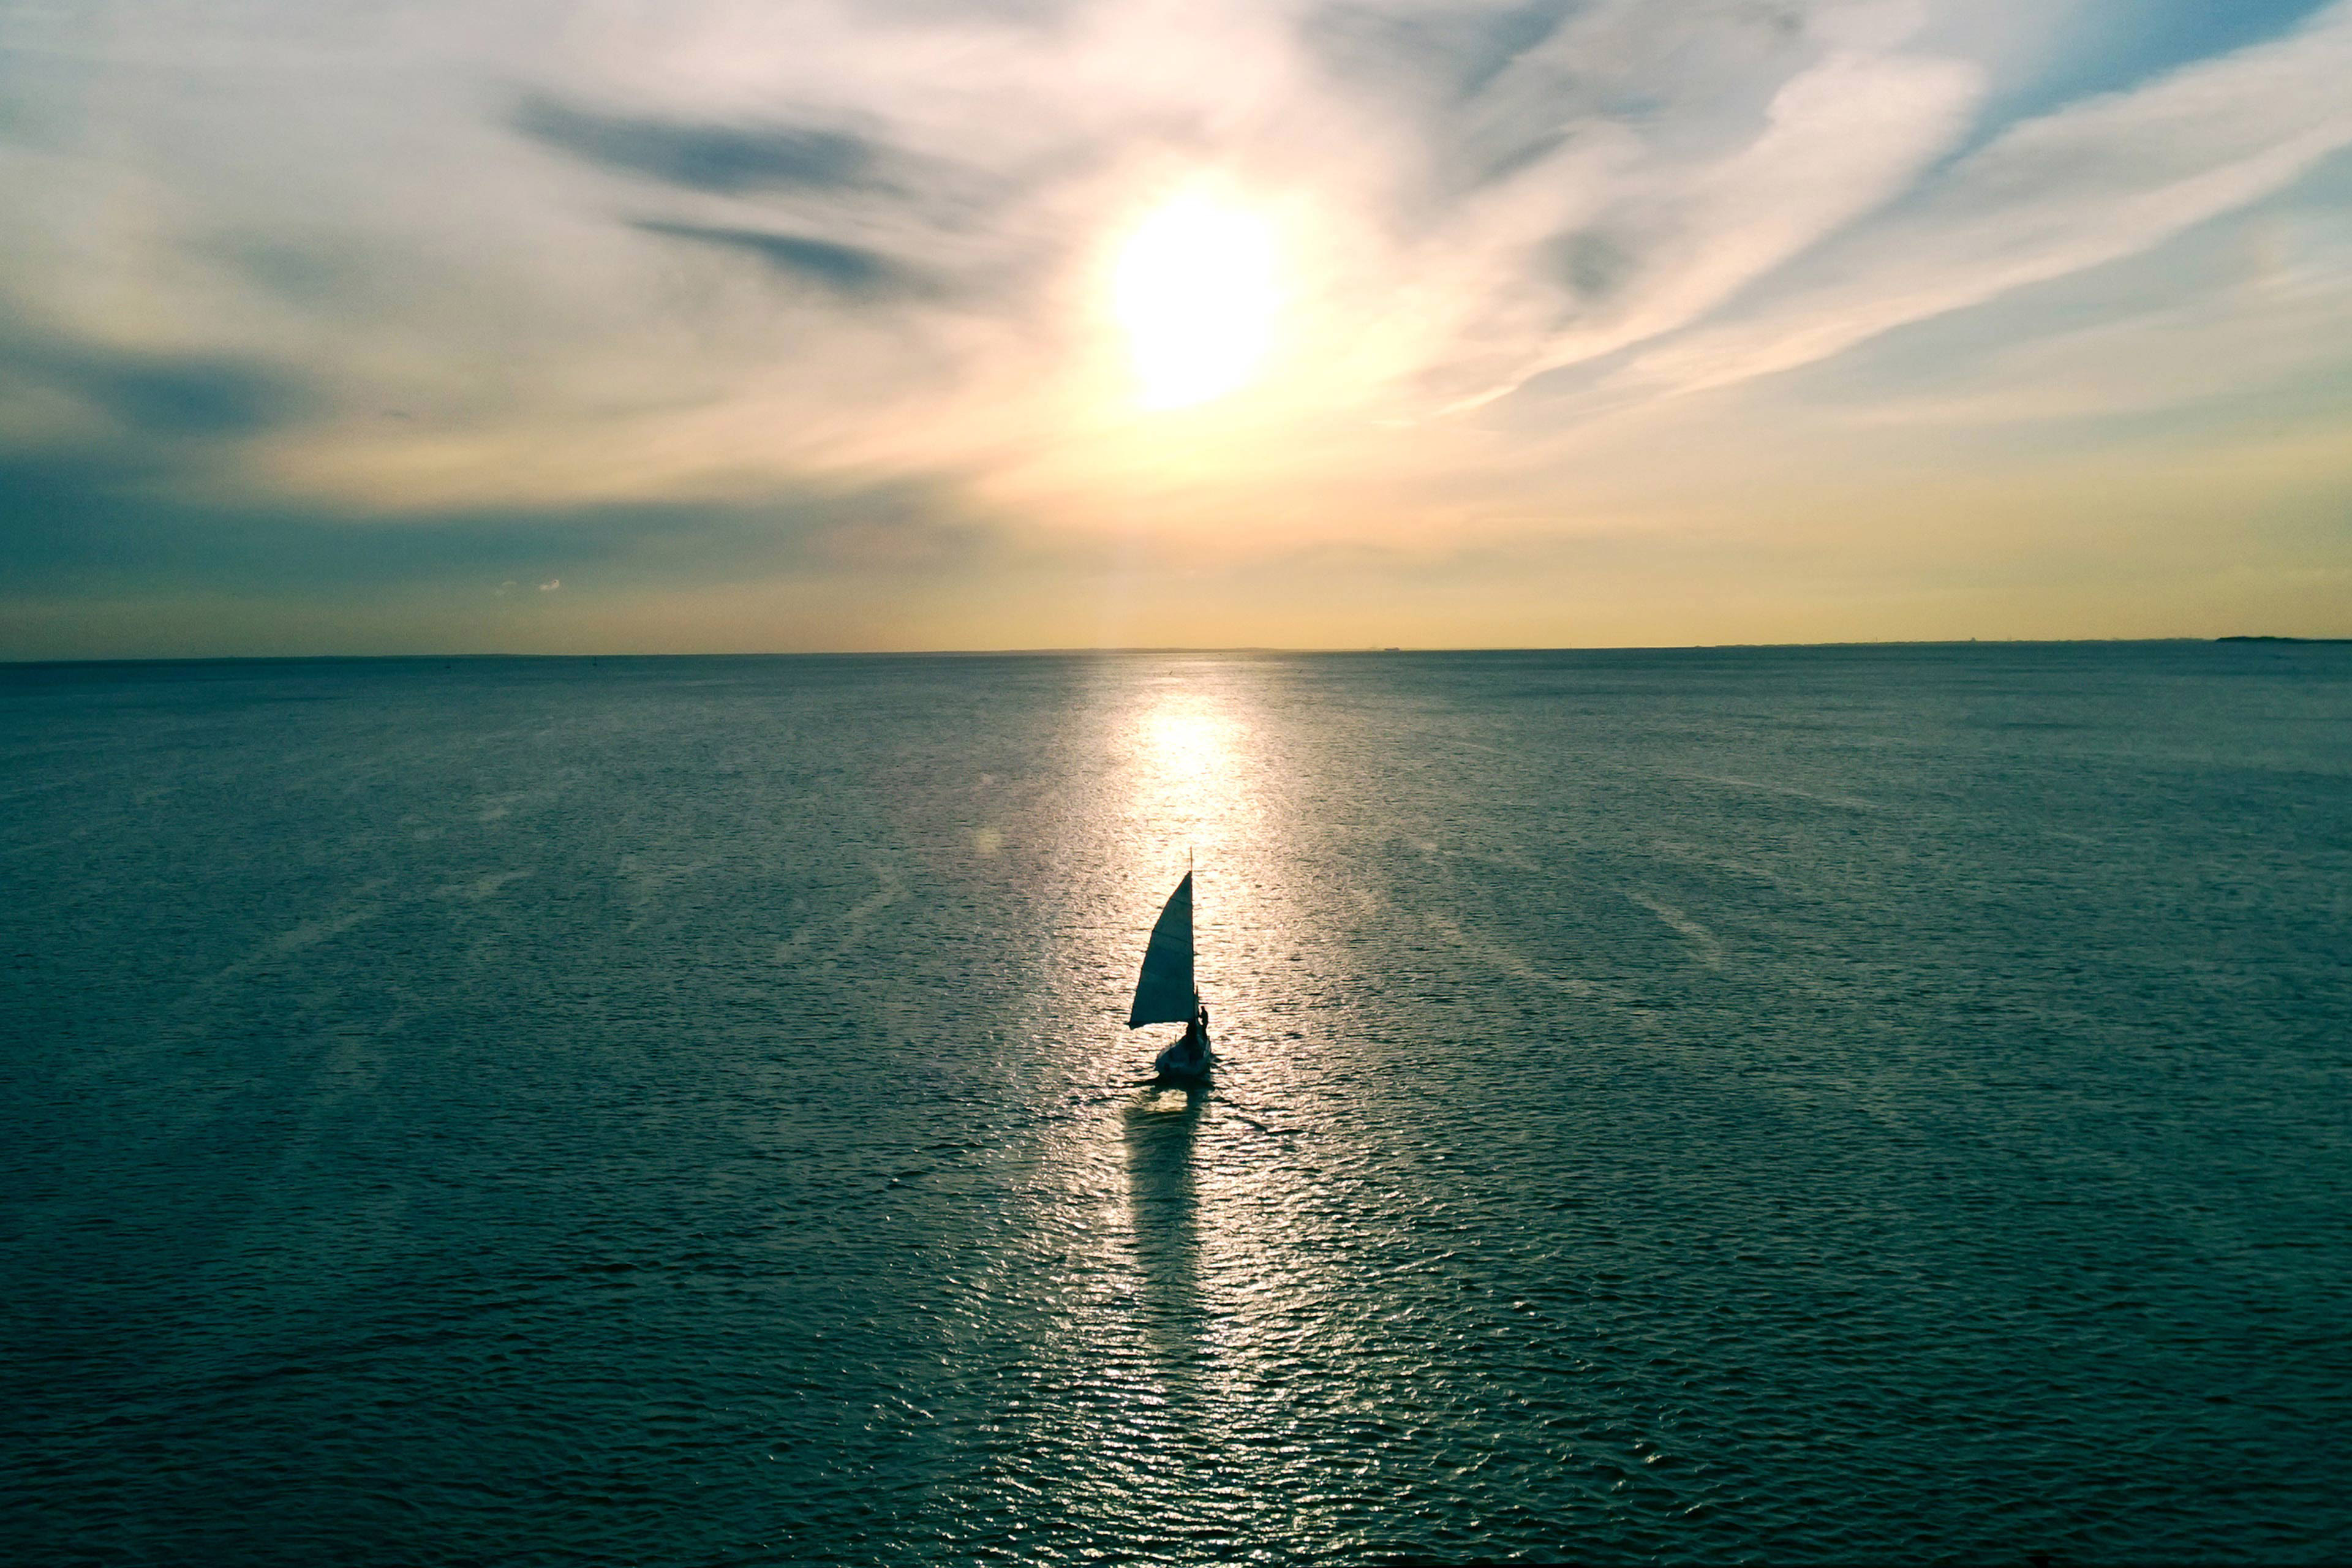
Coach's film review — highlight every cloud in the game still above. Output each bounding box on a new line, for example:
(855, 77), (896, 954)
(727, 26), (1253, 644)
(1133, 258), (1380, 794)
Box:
(0, 450), (996, 596)
(1442, 41), (1988, 409)
(511, 96), (888, 196)
(2, 334), (310, 442)
(1616, 0), (2352, 396)
(70, 356), (301, 438)
(630, 221), (934, 298)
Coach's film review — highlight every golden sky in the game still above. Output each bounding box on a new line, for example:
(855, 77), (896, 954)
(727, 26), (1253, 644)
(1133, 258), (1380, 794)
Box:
(4, 0), (2351, 653)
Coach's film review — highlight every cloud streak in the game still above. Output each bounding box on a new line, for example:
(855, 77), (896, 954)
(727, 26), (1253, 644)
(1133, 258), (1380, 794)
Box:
(513, 97), (887, 197)
(630, 221), (935, 298)
(1618, 0), (2352, 396)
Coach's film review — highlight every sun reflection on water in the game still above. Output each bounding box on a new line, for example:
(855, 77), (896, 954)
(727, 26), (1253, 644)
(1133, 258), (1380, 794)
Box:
(968, 655), (1411, 1548)
(1126, 687), (1251, 873)
(1053, 662), (1372, 1523)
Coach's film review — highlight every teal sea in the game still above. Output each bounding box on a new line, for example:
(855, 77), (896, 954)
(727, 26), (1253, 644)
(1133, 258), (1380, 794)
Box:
(4, 644), (2348, 1564)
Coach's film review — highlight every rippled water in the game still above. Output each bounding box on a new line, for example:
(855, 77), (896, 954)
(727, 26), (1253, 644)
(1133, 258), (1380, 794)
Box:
(5, 645), (2349, 1564)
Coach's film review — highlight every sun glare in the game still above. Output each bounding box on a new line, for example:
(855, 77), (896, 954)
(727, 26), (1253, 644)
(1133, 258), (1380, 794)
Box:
(1113, 193), (1279, 411)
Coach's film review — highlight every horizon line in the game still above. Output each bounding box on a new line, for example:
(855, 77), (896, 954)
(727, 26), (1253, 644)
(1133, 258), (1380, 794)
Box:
(6, 635), (2346, 668)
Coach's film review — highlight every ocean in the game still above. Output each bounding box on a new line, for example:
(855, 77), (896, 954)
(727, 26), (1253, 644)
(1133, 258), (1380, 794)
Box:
(4, 644), (2348, 1564)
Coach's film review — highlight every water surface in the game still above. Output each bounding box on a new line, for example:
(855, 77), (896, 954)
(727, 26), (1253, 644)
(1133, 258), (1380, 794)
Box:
(4, 644), (2348, 1563)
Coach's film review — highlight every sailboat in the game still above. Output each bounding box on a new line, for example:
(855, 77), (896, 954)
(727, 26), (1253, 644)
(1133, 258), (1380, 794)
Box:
(1130, 869), (1213, 1083)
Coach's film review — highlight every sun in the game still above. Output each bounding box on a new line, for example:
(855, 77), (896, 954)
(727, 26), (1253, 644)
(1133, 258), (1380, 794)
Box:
(1112, 192), (1279, 410)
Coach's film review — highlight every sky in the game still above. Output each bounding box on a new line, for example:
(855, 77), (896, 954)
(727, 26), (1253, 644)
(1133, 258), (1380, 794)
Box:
(2, 0), (2350, 655)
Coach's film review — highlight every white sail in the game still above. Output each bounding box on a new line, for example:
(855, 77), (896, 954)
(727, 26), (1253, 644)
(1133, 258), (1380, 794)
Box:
(1127, 872), (1196, 1028)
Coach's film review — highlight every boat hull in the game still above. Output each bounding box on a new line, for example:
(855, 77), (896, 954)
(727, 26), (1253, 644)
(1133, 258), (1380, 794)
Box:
(1153, 1036), (1213, 1083)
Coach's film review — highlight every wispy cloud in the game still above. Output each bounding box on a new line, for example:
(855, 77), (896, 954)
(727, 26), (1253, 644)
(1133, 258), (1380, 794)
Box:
(1619, 0), (2352, 396)
(629, 221), (936, 298)
(1434, 42), (1990, 410)
(512, 97), (888, 197)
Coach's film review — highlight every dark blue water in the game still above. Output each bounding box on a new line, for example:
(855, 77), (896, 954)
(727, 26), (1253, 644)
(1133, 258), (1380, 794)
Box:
(5, 645), (2348, 1564)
